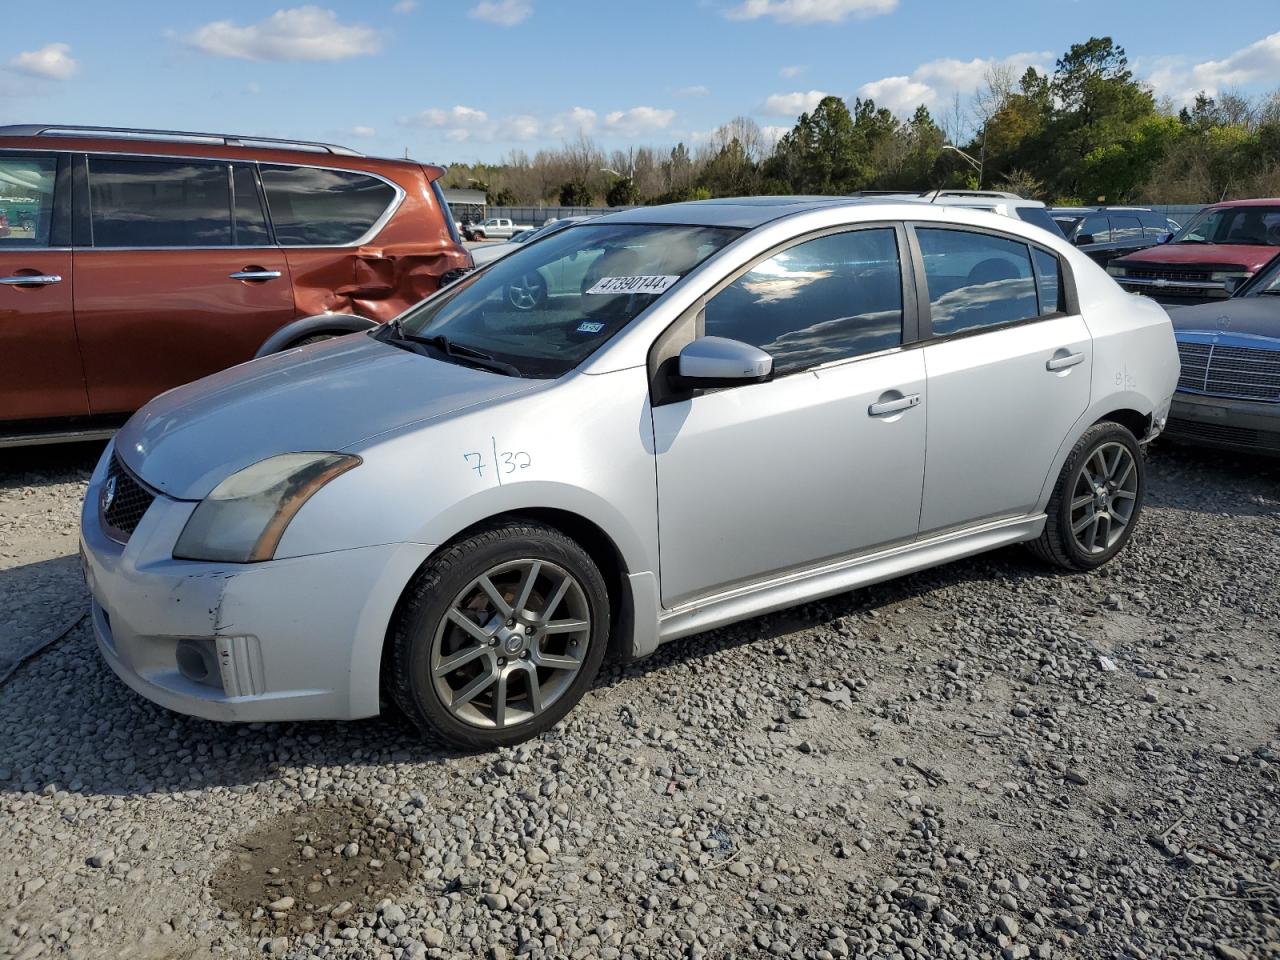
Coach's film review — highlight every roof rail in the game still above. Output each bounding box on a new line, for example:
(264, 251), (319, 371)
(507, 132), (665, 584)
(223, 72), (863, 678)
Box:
(0, 124), (363, 157)
(925, 189), (1023, 201)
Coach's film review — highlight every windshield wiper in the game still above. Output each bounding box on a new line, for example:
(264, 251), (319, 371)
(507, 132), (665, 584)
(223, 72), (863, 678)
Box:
(395, 330), (524, 377)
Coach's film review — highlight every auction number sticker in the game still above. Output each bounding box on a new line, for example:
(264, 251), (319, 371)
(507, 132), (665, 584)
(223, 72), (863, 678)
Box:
(585, 275), (680, 295)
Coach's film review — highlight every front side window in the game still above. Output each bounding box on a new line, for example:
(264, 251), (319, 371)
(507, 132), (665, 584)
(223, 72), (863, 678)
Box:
(917, 228), (1039, 336)
(704, 228), (904, 375)
(260, 165), (396, 245)
(88, 157), (231, 247)
(392, 223), (741, 378)
(1110, 216), (1143, 243)
(1079, 215), (1110, 243)
(0, 154), (57, 247)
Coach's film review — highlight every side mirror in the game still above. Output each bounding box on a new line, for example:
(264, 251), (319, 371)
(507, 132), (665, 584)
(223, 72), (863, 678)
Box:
(676, 336), (773, 387)
(1075, 233), (1095, 246)
(1157, 232), (1172, 244)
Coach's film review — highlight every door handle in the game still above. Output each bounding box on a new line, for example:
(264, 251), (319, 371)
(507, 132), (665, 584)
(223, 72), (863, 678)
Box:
(868, 393), (921, 416)
(229, 269), (282, 281)
(0, 274), (62, 285)
(1046, 351), (1085, 371)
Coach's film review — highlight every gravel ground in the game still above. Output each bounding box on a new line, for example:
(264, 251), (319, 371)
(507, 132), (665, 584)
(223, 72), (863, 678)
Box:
(0, 440), (1278, 960)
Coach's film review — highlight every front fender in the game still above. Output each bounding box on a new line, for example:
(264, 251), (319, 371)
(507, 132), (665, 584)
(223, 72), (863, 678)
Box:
(255, 313), (379, 358)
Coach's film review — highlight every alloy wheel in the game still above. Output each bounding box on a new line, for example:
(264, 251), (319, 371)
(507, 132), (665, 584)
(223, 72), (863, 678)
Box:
(506, 273), (545, 311)
(430, 559), (590, 729)
(1068, 441), (1139, 556)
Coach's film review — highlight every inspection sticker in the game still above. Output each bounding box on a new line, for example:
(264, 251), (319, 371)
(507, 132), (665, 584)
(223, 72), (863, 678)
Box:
(576, 321), (606, 334)
(585, 275), (680, 295)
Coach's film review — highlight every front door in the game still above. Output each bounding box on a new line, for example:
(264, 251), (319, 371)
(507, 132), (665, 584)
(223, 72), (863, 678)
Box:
(653, 226), (927, 607)
(0, 151), (86, 422)
(912, 224), (1092, 533)
(73, 156), (294, 415)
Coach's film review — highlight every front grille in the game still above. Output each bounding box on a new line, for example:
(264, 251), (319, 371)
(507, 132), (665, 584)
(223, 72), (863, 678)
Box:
(1177, 342), (1280, 401)
(102, 454), (156, 543)
(1126, 266), (1212, 282)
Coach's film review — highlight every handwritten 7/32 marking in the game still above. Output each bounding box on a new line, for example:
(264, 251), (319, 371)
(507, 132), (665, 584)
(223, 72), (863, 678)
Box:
(463, 438), (532, 484)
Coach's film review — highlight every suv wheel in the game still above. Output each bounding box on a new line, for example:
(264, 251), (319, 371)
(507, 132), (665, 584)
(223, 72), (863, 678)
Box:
(1029, 421), (1145, 572)
(386, 520), (610, 749)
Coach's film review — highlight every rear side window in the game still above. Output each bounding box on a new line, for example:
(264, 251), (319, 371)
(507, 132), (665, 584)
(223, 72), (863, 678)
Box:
(916, 228), (1039, 336)
(1110, 216), (1143, 243)
(88, 157), (231, 247)
(1032, 247), (1064, 314)
(260, 165), (396, 245)
(431, 179), (462, 244)
(232, 164), (271, 246)
(704, 228), (904, 375)
(0, 154), (58, 247)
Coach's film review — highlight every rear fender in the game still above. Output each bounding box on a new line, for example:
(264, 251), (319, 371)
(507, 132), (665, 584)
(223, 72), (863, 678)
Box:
(255, 313), (379, 358)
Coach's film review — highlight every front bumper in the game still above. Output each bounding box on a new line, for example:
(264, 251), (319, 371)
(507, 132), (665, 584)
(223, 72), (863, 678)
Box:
(1164, 391), (1280, 456)
(80, 446), (433, 722)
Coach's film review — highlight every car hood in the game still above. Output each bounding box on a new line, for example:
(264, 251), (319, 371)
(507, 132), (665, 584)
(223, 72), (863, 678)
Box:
(1171, 297), (1280, 341)
(115, 334), (541, 500)
(1114, 243), (1277, 272)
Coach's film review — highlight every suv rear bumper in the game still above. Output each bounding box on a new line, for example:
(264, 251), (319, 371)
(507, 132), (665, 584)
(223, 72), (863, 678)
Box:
(1165, 391), (1280, 455)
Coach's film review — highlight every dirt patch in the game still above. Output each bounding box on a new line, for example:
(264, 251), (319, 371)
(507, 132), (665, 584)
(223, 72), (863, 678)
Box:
(210, 799), (416, 939)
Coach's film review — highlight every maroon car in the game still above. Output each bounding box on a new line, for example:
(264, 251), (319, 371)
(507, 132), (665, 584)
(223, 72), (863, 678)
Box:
(1106, 198), (1280, 305)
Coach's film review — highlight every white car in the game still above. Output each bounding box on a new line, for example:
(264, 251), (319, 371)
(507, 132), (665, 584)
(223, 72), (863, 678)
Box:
(80, 197), (1178, 749)
(875, 190), (1064, 238)
(469, 216), (593, 268)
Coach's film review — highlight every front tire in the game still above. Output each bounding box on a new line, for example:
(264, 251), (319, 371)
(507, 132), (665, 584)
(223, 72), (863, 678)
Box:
(386, 521), (610, 750)
(1029, 421), (1145, 572)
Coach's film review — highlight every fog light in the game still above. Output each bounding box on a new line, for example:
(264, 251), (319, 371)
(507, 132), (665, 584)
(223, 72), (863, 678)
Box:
(176, 639), (220, 687)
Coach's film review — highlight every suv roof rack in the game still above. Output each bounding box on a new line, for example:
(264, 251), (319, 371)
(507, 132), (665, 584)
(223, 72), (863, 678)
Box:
(924, 189), (1024, 201)
(0, 124), (363, 157)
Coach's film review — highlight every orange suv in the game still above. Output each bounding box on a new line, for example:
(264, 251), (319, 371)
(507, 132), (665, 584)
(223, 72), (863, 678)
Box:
(0, 124), (471, 446)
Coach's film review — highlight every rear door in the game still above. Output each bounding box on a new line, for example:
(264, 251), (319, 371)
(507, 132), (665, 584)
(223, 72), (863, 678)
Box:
(0, 151), (85, 422)
(73, 155), (294, 414)
(912, 225), (1090, 533)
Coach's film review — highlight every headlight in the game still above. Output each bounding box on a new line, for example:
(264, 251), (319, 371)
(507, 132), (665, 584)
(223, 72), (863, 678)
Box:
(1106, 265), (1126, 277)
(1210, 270), (1249, 293)
(174, 453), (361, 563)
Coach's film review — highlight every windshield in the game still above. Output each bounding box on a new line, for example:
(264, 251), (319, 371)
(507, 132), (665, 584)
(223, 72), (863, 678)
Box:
(391, 222), (742, 377)
(1172, 205), (1280, 246)
(1245, 255), (1280, 296)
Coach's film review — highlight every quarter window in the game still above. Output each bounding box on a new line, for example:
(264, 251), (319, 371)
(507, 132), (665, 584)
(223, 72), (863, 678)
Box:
(0, 154), (58, 247)
(1032, 247), (1064, 314)
(916, 228), (1039, 336)
(703, 228), (904, 376)
(260, 165), (396, 245)
(232, 164), (271, 246)
(88, 157), (231, 247)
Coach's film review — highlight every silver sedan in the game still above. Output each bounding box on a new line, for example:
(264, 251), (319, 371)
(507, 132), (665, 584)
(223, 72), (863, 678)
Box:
(80, 197), (1179, 749)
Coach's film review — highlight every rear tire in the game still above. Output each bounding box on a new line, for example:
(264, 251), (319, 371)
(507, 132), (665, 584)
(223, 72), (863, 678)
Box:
(1028, 421), (1145, 572)
(386, 520), (610, 750)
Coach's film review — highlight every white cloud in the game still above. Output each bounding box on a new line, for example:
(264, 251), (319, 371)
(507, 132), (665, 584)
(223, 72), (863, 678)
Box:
(402, 105), (493, 141)
(856, 51), (1051, 114)
(761, 124), (791, 143)
(393, 0), (417, 11)
(506, 114), (540, 140)
(549, 106), (597, 136)
(675, 84), (710, 97)
(726, 0), (897, 24)
(761, 90), (829, 117)
(1143, 32), (1280, 104)
(602, 106), (676, 136)
(187, 6), (380, 61)
(7, 42), (77, 80)
(779, 64), (805, 78)
(349, 125), (377, 138)
(469, 0), (532, 26)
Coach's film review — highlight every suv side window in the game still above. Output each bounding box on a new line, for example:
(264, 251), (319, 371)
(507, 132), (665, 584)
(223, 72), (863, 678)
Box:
(1110, 215), (1143, 243)
(1138, 211), (1167, 238)
(703, 228), (904, 376)
(1079, 215), (1110, 243)
(232, 163), (271, 246)
(88, 157), (232, 247)
(916, 227), (1039, 336)
(0, 154), (59, 247)
(261, 165), (397, 246)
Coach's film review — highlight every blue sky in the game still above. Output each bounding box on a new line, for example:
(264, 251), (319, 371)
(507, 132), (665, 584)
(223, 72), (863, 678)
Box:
(3, 1), (1279, 163)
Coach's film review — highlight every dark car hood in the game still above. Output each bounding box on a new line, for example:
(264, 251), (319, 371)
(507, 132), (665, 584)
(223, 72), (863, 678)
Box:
(115, 334), (541, 500)
(1115, 243), (1277, 272)
(1171, 297), (1280, 340)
